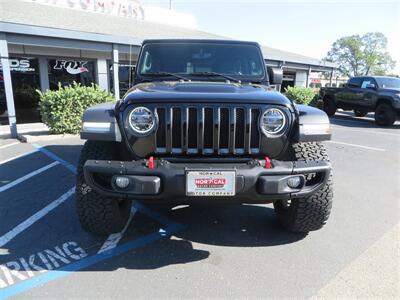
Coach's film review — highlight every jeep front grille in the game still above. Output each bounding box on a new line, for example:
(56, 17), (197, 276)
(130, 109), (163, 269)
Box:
(154, 105), (261, 155)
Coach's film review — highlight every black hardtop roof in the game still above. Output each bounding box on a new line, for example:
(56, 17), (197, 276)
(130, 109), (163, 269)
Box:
(141, 39), (261, 47)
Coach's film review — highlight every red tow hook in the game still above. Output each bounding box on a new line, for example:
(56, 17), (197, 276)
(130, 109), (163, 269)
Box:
(147, 156), (155, 169)
(264, 156), (272, 169)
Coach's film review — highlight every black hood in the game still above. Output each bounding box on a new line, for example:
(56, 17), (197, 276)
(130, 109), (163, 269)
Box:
(121, 81), (292, 107)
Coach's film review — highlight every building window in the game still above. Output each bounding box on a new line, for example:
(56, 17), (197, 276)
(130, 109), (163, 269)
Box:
(48, 59), (95, 89)
(109, 63), (136, 97)
(0, 57), (41, 125)
(281, 72), (296, 92)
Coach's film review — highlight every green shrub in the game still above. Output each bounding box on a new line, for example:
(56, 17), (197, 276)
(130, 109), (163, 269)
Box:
(38, 82), (114, 134)
(284, 86), (318, 105)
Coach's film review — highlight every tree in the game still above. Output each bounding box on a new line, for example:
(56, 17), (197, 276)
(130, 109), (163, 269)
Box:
(325, 32), (396, 77)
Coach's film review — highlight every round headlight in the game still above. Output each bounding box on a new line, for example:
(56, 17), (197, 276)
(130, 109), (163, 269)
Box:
(128, 107), (156, 136)
(260, 108), (286, 135)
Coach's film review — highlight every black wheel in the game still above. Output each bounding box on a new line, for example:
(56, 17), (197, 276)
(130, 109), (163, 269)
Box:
(274, 142), (333, 233)
(323, 97), (337, 117)
(375, 103), (396, 126)
(76, 141), (132, 236)
(354, 110), (367, 117)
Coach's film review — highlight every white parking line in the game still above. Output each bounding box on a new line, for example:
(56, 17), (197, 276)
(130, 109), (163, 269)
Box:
(0, 161), (60, 193)
(331, 125), (399, 137)
(0, 187), (75, 247)
(0, 142), (19, 150)
(97, 206), (137, 254)
(0, 150), (38, 165)
(326, 140), (386, 152)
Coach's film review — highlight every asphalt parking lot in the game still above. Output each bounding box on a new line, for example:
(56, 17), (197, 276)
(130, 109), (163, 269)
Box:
(0, 111), (399, 299)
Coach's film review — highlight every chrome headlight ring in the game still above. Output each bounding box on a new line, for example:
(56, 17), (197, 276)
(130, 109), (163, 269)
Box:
(260, 108), (287, 136)
(128, 106), (157, 137)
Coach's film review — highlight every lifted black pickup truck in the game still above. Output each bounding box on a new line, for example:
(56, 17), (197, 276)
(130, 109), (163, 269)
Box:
(320, 76), (400, 126)
(77, 39), (333, 236)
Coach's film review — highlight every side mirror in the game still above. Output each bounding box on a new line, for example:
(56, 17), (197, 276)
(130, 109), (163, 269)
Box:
(267, 67), (283, 85)
(366, 83), (376, 89)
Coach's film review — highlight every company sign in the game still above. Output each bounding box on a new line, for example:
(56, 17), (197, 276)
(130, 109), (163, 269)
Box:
(30, 0), (144, 19)
(0, 59), (36, 72)
(53, 60), (89, 75)
(195, 178), (226, 188)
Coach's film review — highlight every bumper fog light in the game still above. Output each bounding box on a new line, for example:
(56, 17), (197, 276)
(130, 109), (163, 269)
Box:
(287, 176), (302, 188)
(115, 176), (130, 189)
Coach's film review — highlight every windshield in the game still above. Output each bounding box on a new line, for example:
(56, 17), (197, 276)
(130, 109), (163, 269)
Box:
(137, 42), (266, 82)
(375, 77), (400, 89)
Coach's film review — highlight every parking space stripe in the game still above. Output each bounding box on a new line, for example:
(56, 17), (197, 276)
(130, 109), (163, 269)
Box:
(0, 144), (187, 298)
(0, 205), (184, 299)
(97, 206), (137, 254)
(31, 144), (77, 174)
(326, 140), (386, 152)
(0, 187), (75, 248)
(0, 161), (60, 193)
(0, 150), (38, 165)
(0, 142), (19, 150)
(331, 125), (399, 137)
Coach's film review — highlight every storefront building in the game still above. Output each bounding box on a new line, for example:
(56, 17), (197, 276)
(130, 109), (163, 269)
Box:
(0, 0), (337, 137)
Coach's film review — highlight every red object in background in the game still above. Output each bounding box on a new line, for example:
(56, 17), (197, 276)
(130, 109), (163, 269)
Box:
(148, 156), (155, 169)
(264, 156), (272, 169)
(310, 78), (321, 83)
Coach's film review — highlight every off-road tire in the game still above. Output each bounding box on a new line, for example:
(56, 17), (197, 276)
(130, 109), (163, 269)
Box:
(323, 97), (337, 117)
(274, 142), (333, 233)
(76, 141), (132, 236)
(374, 103), (396, 126)
(354, 110), (367, 117)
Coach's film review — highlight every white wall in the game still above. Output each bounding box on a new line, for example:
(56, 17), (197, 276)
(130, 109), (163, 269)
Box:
(295, 70), (308, 87)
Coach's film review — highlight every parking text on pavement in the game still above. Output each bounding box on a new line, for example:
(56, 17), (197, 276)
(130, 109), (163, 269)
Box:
(0, 241), (87, 289)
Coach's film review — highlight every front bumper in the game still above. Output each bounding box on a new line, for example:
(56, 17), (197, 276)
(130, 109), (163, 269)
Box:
(83, 158), (331, 204)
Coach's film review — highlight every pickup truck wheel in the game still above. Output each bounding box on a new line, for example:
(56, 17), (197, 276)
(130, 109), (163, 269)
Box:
(273, 142), (333, 233)
(323, 98), (337, 116)
(374, 103), (396, 126)
(354, 110), (367, 117)
(76, 141), (132, 236)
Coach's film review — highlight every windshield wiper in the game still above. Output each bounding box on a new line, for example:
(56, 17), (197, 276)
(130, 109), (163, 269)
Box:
(188, 72), (241, 83)
(143, 72), (190, 81)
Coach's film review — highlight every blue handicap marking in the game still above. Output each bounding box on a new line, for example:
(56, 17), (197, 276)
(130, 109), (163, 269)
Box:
(0, 145), (185, 299)
(31, 143), (77, 174)
(0, 202), (185, 299)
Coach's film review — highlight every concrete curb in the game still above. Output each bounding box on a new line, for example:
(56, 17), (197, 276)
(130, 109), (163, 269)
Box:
(18, 133), (78, 143)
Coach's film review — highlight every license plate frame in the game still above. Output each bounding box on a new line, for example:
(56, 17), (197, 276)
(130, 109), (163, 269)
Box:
(186, 170), (236, 197)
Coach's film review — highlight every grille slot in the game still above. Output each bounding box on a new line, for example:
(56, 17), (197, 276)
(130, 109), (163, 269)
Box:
(156, 108), (166, 149)
(235, 108), (245, 152)
(155, 105), (261, 155)
(188, 108), (197, 149)
(203, 108), (213, 151)
(172, 108), (181, 150)
(250, 109), (260, 152)
(219, 108), (229, 151)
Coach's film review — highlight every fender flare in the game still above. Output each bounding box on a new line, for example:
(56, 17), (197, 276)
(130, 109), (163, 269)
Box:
(295, 104), (331, 142)
(80, 102), (122, 142)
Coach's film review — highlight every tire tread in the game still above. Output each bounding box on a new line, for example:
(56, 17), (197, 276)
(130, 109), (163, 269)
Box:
(274, 142), (333, 233)
(75, 141), (131, 236)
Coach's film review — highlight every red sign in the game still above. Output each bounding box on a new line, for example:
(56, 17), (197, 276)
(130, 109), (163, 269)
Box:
(195, 178), (226, 188)
(310, 78), (321, 83)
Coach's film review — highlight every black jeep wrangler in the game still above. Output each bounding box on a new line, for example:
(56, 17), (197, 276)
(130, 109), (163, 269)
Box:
(77, 39), (333, 236)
